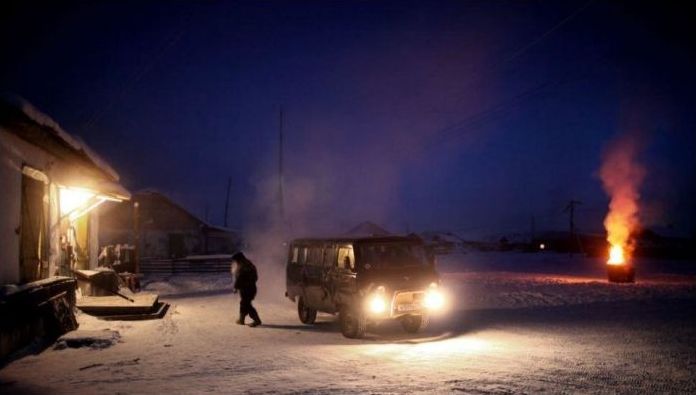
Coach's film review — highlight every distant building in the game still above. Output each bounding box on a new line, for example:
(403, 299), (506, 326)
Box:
(99, 190), (242, 260)
(420, 231), (463, 254)
(346, 221), (391, 236)
(0, 95), (130, 359)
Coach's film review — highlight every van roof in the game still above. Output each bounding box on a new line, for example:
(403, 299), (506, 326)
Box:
(291, 234), (423, 245)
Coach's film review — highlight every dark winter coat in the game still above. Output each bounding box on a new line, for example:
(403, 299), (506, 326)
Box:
(233, 254), (258, 297)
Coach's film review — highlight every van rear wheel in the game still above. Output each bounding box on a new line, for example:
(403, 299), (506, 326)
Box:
(401, 314), (429, 333)
(339, 307), (366, 339)
(298, 297), (317, 324)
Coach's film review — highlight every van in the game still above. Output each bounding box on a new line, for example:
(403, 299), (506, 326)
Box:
(285, 235), (445, 338)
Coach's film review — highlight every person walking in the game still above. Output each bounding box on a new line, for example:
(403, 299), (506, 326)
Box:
(232, 252), (262, 327)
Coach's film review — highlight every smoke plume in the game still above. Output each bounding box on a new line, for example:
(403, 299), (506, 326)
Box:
(599, 134), (646, 256)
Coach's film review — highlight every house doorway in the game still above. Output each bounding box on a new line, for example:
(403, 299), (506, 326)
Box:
(20, 172), (48, 283)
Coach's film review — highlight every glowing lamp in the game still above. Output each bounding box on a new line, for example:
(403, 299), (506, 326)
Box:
(58, 186), (116, 221)
(59, 187), (96, 216)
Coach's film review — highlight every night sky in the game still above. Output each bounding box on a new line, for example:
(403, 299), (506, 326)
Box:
(2, 0), (694, 238)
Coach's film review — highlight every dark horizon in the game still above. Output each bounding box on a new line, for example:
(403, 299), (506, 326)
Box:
(2, 0), (694, 238)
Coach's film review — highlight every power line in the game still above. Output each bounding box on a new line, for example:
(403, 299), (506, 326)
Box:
(500, 0), (596, 67)
(82, 14), (192, 131)
(389, 0), (598, 159)
(394, 79), (559, 159)
(415, 0), (597, 121)
(332, 0), (596, 120)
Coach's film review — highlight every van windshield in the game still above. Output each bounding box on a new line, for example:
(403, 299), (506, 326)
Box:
(357, 242), (427, 268)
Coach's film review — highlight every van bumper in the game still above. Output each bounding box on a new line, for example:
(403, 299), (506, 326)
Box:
(366, 289), (429, 320)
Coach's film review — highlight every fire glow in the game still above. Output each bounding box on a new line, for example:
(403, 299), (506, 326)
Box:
(607, 245), (625, 265)
(599, 135), (645, 267)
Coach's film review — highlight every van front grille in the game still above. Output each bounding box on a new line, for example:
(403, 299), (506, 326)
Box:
(394, 291), (425, 305)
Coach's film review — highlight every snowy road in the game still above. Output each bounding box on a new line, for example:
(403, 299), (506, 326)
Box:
(2, 255), (696, 394)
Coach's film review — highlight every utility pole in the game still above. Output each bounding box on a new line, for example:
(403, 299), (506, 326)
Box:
(223, 177), (231, 227)
(563, 199), (582, 254)
(133, 201), (140, 274)
(563, 200), (582, 236)
(278, 107), (285, 222)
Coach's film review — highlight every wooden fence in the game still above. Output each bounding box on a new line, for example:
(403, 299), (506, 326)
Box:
(140, 257), (232, 274)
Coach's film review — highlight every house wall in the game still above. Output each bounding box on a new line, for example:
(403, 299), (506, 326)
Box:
(0, 129), (53, 284)
(0, 128), (110, 285)
(205, 231), (243, 254)
(140, 229), (203, 259)
(99, 193), (241, 259)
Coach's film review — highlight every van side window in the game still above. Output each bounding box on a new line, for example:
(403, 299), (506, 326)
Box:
(309, 246), (322, 266)
(323, 246), (336, 267)
(291, 247), (299, 264)
(298, 247), (308, 265)
(337, 246), (355, 271)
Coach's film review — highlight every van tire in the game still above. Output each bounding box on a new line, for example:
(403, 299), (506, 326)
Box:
(298, 297), (317, 324)
(339, 306), (366, 339)
(401, 314), (429, 333)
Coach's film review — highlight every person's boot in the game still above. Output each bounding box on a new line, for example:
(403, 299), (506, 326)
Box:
(249, 319), (262, 327)
(235, 318), (245, 325)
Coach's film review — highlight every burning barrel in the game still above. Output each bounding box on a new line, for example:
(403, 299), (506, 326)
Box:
(606, 245), (635, 283)
(598, 133), (644, 285)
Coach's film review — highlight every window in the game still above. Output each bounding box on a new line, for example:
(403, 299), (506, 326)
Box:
(337, 246), (355, 271)
(358, 243), (427, 268)
(323, 246), (336, 267)
(308, 246), (323, 266)
(299, 247), (308, 265)
(291, 247), (299, 263)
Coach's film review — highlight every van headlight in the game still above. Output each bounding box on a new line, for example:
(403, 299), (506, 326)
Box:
(367, 286), (387, 314)
(368, 295), (387, 314)
(423, 283), (445, 310)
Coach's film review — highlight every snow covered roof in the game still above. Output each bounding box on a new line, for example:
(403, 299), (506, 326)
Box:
(0, 93), (120, 182)
(345, 221), (391, 236)
(135, 189), (239, 234)
(420, 231), (464, 244)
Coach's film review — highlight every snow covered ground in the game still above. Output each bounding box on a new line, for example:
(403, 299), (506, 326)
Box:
(1, 252), (695, 394)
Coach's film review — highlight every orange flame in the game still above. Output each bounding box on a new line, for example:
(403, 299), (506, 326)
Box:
(599, 135), (645, 265)
(607, 245), (625, 265)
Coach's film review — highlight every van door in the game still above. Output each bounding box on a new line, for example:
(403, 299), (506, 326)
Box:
(303, 246), (325, 310)
(330, 245), (356, 309)
(286, 244), (303, 299)
(320, 245), (337, 312)
(295, 245), (309, 302)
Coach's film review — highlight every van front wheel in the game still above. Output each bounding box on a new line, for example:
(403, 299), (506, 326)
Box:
(339, 307), (366, 339)
(401, 314), (429, 333)
(298, 297), (317, 324)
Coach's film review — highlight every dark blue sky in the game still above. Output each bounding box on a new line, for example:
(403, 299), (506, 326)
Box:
(2, 0), (694, 237)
